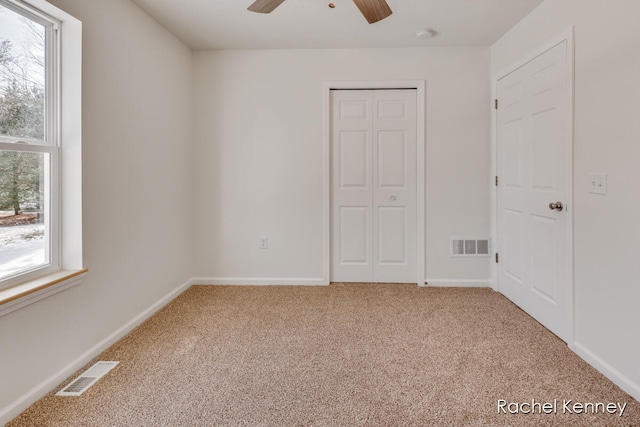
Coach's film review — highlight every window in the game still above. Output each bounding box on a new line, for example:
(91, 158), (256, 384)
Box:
(0, 0), (83, 315)
(0, 0), (58, 287)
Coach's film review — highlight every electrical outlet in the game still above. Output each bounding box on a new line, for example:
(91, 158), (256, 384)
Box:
(259, 236), (268, 250)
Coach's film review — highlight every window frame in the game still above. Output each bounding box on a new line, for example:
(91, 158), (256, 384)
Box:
(0, 0), (85, 316)
(0, 0), (61, 290)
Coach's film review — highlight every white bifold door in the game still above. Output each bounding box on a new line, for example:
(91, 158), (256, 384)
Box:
(331, 89), (417, 283)
(496, 40), (571, 342)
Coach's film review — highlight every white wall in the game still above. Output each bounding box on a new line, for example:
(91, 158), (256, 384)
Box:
(491, 0), (640, 401)
(193, 47), (491, 285)
(0, 0), (193, 422)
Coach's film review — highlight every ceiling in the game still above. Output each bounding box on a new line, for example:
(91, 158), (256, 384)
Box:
(129, 0), (544, 51)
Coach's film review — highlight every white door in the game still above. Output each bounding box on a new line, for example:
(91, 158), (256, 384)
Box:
(496, 41), (571, 341)
(331, 89), (417, 283)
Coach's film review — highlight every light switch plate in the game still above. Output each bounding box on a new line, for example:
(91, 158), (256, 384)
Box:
(589, 174), (607, 195)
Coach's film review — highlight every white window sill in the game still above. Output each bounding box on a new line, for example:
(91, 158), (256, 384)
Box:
(0, 269), (88, 317)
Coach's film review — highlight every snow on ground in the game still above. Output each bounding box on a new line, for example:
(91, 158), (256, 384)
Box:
(0, 224), (46, 279)
(0, 223), (45, 246)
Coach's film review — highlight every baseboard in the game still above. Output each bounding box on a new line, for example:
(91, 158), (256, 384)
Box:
(423, 279), (492, 288)
(573, 341), (640, 403)
(0, 278), (193, 426)
(192, 277), (328, 286)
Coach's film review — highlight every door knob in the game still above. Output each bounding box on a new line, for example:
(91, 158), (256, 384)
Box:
(548, 201), (563, 212)
(389, 195), (397, 201)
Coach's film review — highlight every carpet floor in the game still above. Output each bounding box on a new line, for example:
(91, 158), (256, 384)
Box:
(8, 284), (640, 426)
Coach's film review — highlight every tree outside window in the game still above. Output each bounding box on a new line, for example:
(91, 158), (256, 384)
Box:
(0, 3), (49, 282)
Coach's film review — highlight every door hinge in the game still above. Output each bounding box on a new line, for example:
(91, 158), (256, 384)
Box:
(495, 176), (498, 186)
(494, 99), (498, 110)
(495, 253), (499, 263)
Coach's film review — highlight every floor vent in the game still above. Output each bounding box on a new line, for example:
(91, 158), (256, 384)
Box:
(56, 361), (119, 397)
(451, 238), (490, 257)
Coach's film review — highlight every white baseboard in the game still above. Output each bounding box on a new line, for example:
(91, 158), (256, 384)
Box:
(192, 277), (328, 286)
(573, 341), (640, 403)
(0, 278), (193, 426)
(423, 279), (492, 288)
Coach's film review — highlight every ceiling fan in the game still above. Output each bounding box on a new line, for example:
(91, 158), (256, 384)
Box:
(247, 0), (393, 24)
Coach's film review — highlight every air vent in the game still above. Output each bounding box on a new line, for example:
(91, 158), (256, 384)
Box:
(451, 238), (490, 257)
(56, 361), (119, 397)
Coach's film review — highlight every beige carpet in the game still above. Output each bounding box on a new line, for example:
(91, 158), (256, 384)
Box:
(9, 284), (639, 426)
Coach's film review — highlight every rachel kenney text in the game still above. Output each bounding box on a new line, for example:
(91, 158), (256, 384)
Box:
(498, 399), (627, 417)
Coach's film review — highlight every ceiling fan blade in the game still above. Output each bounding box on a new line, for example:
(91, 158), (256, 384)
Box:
(352, 0), (392, 24)
(247, 0), (286, 14)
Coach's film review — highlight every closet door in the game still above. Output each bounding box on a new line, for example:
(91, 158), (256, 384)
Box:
(331, 89), (417, 283)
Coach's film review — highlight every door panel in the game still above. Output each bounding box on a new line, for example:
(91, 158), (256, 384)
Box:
(503, 209), (525, 285)
(332, 91), (374, 282)
(531, 110), (556, 189)
(373, 90), (417, 283)
(339, 207), (369, 264)
(378, 100), (407, 120)
(377, 131), (407, 188)
(530, 215), (557, 300)
(497, 40), (570, 341)
(339, 101), (369, 120)
(339, 131), (369, 188)
(332, 89), (417, 283)
(503, 120), (523, 188)
(377, 207), (406, 264)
